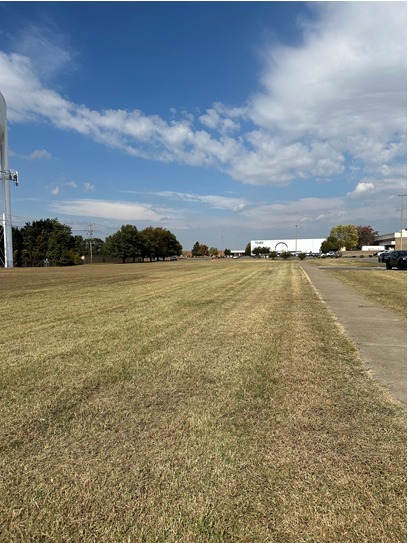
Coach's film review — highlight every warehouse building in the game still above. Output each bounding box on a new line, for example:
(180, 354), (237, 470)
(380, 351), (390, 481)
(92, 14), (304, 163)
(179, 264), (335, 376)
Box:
(374, 229), (407, 251)
(251, 238), (325, 255)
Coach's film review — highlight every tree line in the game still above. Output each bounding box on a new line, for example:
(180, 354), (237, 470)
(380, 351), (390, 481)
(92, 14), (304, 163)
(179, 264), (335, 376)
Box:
(320, 225), (378, 253)
(105, 225), (182, 263)
(2, 219), (182, 267)
(191, 242), (222, 257)
(1, 220), (380, 267)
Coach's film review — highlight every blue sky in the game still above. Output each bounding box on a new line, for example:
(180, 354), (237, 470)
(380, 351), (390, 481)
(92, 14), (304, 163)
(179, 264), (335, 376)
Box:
(0, 1), (406, 250)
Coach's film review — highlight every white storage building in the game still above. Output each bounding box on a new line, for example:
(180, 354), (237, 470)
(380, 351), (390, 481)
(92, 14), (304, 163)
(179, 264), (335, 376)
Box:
(251, 238), (325, 254)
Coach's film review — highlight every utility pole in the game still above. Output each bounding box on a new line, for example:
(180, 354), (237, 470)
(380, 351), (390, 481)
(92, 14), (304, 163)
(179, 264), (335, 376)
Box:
(88, 223), (94, 263)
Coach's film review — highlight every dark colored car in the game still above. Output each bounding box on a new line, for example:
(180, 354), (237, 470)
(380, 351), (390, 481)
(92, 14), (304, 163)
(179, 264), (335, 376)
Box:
(378, 250), (392, 262)
(384, 250), (407, 270)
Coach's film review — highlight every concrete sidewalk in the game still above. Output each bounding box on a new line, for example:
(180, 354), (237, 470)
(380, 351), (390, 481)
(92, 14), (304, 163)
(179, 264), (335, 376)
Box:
(299, 262), (407, 406)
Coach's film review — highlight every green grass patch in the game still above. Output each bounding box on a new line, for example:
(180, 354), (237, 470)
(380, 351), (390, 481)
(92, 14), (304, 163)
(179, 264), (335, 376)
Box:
(0, 260), (406, 542)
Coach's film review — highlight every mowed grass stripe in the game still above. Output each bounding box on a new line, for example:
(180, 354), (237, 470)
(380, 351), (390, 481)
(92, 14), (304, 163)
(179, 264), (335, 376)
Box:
(0, 260), (405, 542)
(327, 269), (407, 321)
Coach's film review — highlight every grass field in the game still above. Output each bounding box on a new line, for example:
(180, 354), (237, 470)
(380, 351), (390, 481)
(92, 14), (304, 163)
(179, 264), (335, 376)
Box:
(328, 269), (407, 321)
(307, 257), (407, 320)
(308, 257), (380, 267)
(0, 260), (406, 542)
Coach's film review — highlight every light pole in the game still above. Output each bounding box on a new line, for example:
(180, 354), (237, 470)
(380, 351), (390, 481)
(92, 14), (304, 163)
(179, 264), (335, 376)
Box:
(295, 224), (298, 254)
(398, 194), (406, 249)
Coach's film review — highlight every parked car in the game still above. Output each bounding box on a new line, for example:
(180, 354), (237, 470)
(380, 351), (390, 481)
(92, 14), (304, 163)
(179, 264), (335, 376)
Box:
(320, 251), (340, 258)
(384, 250), (407, 270)
(378, 250), (393, 262)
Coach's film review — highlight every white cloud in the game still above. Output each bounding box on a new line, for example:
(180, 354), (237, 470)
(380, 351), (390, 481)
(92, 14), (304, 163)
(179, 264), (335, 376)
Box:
(83, 182), (95, 193)
(26, 148), (51, 160)
(229, 135), (345, 185)
(48, 199), (188, 229)
(251, 3), (405, 136)
(49, 199), (162, 221)
(199, 108), (240, 133)
(10, 22), (75, 82)
(153, 191), (250, 211)
(0, 2), (405, 193)
(347, 182), (375, 198)
(50, 186), (60, 196)
(238, 197), (346, 227)
(11, 148), (52, 160)
(242, 2), (406, 184)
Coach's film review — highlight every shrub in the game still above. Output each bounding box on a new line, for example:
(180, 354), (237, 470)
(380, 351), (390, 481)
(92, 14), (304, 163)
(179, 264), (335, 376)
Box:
(297, 253), (307, 260)
(59, 250), (83, 266)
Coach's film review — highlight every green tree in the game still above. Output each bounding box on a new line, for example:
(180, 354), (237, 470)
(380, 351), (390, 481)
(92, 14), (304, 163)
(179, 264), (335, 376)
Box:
(11, 226), (23, 267)
(268, 250), (278, 260)
(356, 225), (378, 249)
(224, 248), (231, 257)
(151, 227), (182, 260)
(209, 247), (219, 257)
(17, 219), (80, 267)
(320, 236), (343, 253)
(253, 246), (270, 257)
(198, 244), (209, 257)
(245, 242), (251, 256)
(20, 219), (54, 266)
(191, 241), (200, 257)
(139, 227), (182, 261)
(47, 226), (81, 266)
(104, 231), (127, 263)
(191, 241), (209, 257)
(81, 236), (104, 257)
(123, 225), (143, 262)
(105, 225), (142, 263)
(140, 227), (158, 261)
(330, 224), (358, 250)
(280, 251), (291, 260)
(73, 235), (87, 256)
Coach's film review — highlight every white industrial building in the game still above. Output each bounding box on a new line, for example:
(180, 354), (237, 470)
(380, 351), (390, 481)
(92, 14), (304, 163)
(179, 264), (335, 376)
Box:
(374, 229), (407, 251)
(251, 238), (325, 254)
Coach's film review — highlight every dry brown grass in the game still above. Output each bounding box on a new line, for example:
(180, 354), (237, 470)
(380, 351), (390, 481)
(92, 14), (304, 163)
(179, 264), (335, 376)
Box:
(328, 269), (407, 321)
(0, 260), (406, 542)
(308, 257), (380, 267)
